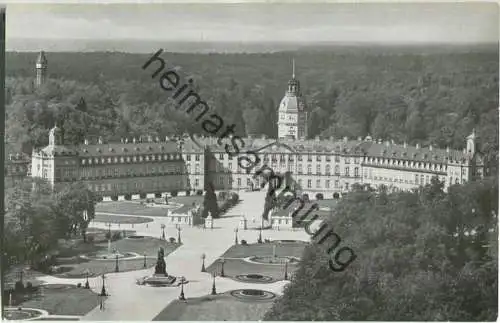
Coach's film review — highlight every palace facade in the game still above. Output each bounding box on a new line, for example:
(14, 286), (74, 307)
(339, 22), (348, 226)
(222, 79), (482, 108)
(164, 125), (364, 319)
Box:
(29, 52), (485, 199)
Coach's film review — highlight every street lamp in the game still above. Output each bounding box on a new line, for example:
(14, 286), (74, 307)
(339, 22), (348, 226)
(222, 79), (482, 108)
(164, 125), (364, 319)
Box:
(161, 224), (166, 241)
(284, 259), (289, 280)
(211, 272), (217, 295)
(84, 269), (90, 289)
(176, 225), (182, 244)
(100, 274), (107, 296)
(201, 253), (206, 272)
(143, 253), (147, 268)
(115, 254), (119, 272)
(234, 228), (239, 245)
(220, 257), (225, 277)
(258, 227), (262, 244)
(178, 276), (186, 300)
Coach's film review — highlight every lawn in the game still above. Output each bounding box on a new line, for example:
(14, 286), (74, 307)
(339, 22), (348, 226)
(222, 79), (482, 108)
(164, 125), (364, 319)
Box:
(15, 284), (103, 316)
(52, 236), (181, 278)
(205, 242), (307, 282)
(153, 293), (274, 321)
(221, 242), (307, 259)
(93, 213), (153, 224)
(95, 202), (173, 217)
(95, 196), (204, 216)
(170, 196), (204, 214)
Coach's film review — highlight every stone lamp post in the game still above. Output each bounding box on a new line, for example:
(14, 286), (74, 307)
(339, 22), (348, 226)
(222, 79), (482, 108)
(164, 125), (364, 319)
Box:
(220, 257), (226, 277)
(201, 253), (206, 272)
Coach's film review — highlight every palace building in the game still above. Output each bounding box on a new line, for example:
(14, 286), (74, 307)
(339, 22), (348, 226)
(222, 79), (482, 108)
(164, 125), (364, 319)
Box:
(29, 52), (485, 199)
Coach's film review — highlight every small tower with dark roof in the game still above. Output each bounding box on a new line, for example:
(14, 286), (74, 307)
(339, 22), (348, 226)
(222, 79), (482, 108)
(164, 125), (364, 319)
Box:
(35, 51), (48, 87)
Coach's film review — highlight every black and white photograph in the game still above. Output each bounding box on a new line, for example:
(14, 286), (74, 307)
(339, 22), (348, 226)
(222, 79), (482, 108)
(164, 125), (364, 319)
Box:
(1, 1), (498, 321)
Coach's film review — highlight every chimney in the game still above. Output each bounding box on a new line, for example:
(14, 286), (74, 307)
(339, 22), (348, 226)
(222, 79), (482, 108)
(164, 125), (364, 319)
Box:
(98, 136), (103, 144)
(416, 143), (420, 149)
(84, 138), (89, 145)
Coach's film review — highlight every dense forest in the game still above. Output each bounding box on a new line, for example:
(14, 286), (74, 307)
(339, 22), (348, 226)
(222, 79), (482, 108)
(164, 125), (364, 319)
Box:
(5, 47), (498, 165)
(264, 178), (498, 321)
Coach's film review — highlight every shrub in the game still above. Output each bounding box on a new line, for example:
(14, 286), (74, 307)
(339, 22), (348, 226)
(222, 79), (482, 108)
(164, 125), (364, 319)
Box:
(185, 190), (191, 196)
(125, 194), (132, 201)
(196, 190), (203, 196)
(96, 196), (103, 202)
(241, 240), (247, 245)
(155, 192), (162, 198)
(112, 231), (121, 241)
(169, 237), (176, 243)
(171, 190), (178, 197)
(140, 193), (147, 199)
(25, 282), (33, 290)
(302, 193), (310, 202)
(14, 281), (24, 292)
(111, 195), (118, 201)
(315, 193), (324, 200)
(76, 283), (82, 288)
(87, 235), (95, 243)
(333, 192), (340, 199)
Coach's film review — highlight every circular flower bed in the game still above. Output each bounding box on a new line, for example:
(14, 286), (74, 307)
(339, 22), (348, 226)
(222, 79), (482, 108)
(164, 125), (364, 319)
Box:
(81, 252), (136, 261)
(126, 235), (145, 240)
(248, 255), (300, 265)
(234, 274), (274, 283)
(230, 289), (276, 301)
(4, 308), (44, 320)
(41, 284), (75, 290)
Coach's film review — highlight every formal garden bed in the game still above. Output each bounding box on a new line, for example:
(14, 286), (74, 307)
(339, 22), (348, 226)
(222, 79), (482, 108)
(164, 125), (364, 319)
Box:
(153, 292), (275, 321)
(93, 213), (154, 224)
(49, 236), (180, 278)
(3, 284), (104, 316)
(205, 242), (306, 282)
(20, 284), (102, 316)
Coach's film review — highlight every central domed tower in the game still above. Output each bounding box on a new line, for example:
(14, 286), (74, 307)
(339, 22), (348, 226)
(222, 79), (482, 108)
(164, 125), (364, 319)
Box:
(277, 59), (308, 140)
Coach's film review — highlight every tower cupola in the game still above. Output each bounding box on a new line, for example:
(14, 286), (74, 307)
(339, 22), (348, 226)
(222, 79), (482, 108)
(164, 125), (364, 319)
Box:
(35, 50), (48, 87)
(48, 123), (64, 146)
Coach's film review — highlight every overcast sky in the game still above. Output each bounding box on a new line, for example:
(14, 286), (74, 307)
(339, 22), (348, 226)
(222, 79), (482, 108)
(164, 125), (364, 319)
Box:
(6, 2), (499, 43)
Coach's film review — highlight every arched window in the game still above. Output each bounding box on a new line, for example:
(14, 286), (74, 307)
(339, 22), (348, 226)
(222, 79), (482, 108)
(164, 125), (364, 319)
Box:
(335, 165), (340, 175)
(326, 165), (331, 175)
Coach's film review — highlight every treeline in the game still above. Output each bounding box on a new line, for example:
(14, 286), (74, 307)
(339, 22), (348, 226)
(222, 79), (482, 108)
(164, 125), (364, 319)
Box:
(3, 179), (96, 271)
(264, 177), (498, 321)
(5, 49), (498, 164)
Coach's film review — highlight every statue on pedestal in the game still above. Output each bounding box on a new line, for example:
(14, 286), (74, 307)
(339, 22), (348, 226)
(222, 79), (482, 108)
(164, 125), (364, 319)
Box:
(154, 247), (167, 276)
